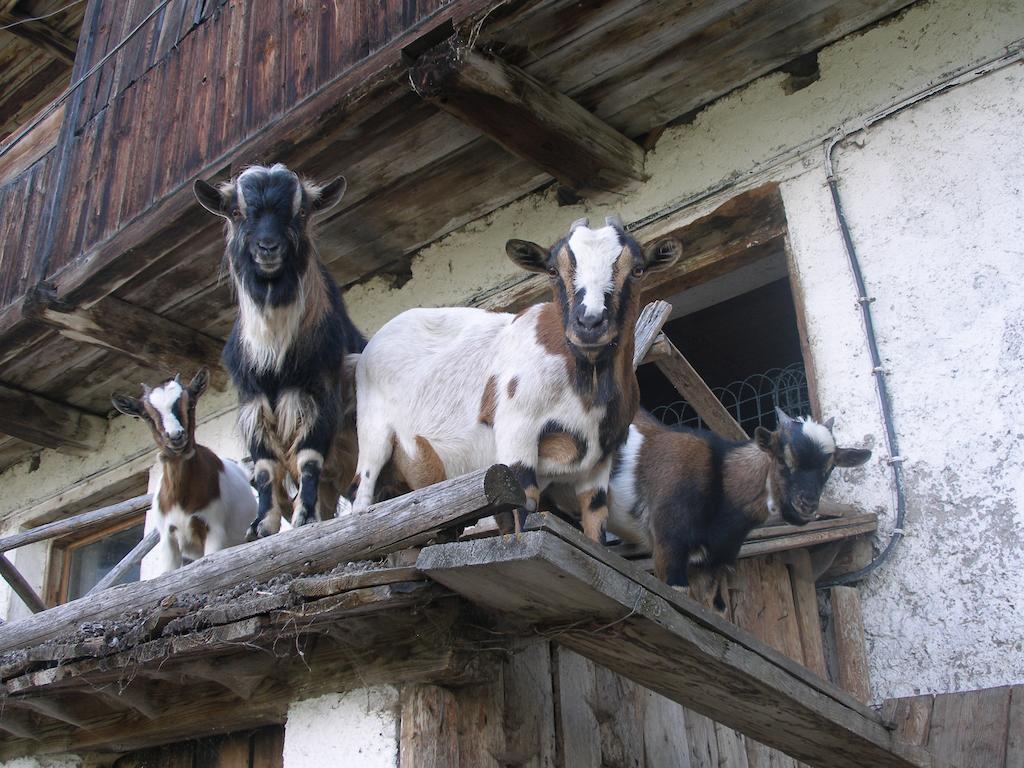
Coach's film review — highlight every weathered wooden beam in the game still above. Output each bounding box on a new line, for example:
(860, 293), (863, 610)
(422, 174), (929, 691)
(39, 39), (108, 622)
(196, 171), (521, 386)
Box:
(417, 530), (943, 768)
(0, 494), (152, 553)
(0, 103), (63, 186)
(93, 685), (161, 720)
(23, 288), (228, 389)
(410, 40), (645, 194)
(4, 695), (89, 728)
(86, 528), (160, 596)
(0, 382), (104, 454)
(0, 554), (46, 614)
(644, 334), (748, 440)
(830, 586), (872, 704)
(0, 11), (77, 64)
(0, 465), (521, 653)
(632, 301), (672, 369)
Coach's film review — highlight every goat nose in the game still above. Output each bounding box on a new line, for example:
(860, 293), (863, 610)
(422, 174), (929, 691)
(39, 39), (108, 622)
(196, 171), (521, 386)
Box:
(256, 238), (281, 253)
(574, 304), (607, 330)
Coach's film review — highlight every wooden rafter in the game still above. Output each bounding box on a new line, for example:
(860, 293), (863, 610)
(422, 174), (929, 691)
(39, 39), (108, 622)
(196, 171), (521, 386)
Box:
(410, 39), (645, 195)
(23, 286), (228, 389)
(0, 9), (77, 65)
(0, 381), (103, 454)
(0, 554), (45, 614)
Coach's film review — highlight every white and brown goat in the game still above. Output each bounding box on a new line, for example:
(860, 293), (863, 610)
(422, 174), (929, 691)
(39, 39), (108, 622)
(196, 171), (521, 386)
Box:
(352, 217), (682, 541)
(605, 408), (871, 606)
(112, 368), (256, 574)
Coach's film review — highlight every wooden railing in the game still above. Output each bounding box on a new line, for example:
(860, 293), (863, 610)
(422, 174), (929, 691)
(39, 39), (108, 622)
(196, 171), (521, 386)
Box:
(0, 493), (153, 614)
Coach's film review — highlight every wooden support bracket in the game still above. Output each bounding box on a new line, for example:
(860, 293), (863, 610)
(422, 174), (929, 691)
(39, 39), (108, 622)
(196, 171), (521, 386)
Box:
(22, 286), (229, 389)
(410, 40), (645, 195)
(0, 381), (104, 453)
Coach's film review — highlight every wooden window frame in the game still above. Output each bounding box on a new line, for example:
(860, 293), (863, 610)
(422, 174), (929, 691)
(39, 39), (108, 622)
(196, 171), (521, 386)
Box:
(44, 511), (145, 606)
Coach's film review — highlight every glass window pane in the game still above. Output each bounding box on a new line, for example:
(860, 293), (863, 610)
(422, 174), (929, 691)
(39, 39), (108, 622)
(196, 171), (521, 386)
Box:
(66, 523), (145, 601)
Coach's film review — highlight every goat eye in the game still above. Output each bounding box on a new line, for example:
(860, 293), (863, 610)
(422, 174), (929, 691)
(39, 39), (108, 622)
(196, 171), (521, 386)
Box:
(231, 208), (241, 219)
(632, 266), (644, 277)
(547, 266), (558, 277)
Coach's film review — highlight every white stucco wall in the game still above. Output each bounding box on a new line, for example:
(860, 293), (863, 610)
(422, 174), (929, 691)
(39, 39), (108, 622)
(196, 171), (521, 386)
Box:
(0, 0), (1020, 709)
(783, 63), (1024, 699)
(282, 687), (399, 768)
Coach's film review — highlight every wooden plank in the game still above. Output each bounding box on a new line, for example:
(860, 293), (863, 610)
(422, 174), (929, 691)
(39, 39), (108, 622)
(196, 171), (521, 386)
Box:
(553, 646), (601, 768)
(928, 687), (1012, 768)
(411, 42), (644, 194)
(641, 689), (692, 768)
(647, 334), (747, 440)
(881, 695), (934, 749)
(417, 531), (942, 768)
(0, 105), (62, 185)
(0, 553), (46, 613)
(400, 684), (460, 768)
(0, 494), (151, 553)
(0, 382), (104, 454)
(22, 289), (229, 389)
(251, 726), (285, 768)
(0, 465), (521, 653)
(86, 528), (160, 596)
(501, 641), (556, 767)
(1007, 685), (1024, 768)
(454, 672), (504, 768)
(784, 549), (828, 680)
(829, 587), (871, 704)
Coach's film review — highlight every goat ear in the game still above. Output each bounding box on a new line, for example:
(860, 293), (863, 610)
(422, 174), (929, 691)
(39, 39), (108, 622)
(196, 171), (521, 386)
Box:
(194, 179), (229, 217)
(506, 240), (550, 274)
(188, 367), (210, 399)
(311, 177), (347, 215)
(775, 407), (796, 429)
(833, 446), (871, 467)
(111, 394), (145, 418)
(754, 426), (775, 454)
(641, 237), (682, 274)
(823, 416), (836, 431)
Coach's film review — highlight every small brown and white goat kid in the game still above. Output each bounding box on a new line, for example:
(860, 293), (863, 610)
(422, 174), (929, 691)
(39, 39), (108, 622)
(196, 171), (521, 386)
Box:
(112, 369), (256, 574)
(605, 408), (871, 606)
(352, 217), (682, 541)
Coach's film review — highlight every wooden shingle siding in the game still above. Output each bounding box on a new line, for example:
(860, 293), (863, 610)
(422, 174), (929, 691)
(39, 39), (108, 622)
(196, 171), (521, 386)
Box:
(0, 152), (55, 310)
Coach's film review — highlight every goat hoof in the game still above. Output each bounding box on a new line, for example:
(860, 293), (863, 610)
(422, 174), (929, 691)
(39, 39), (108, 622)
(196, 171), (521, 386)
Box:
(245, 523), (260, 543)
(255, 518), (281, 538)
(292, 508), (316, 528)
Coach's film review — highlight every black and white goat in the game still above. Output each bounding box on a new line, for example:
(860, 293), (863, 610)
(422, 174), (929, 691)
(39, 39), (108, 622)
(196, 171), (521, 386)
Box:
(606, 408), (871, 606)
(194, 164), (365, 539)
(112, 369), (255, 574)
(352, 216), (682, 541)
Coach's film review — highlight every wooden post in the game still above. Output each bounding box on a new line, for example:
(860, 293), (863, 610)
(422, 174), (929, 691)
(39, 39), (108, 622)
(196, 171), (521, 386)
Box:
(830, 586), (872, 704)
(0, 554), (46, 614)
(644, 334), (748, 440)
(632, 301), (672, 369)
(410, 40), (645, 195)
(400, 684), (460, 768)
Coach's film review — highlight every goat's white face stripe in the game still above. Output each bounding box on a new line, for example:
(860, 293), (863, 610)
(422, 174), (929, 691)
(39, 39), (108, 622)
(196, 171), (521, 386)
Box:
(799, 419), (836, 454)
(148, 381), (184, 438)
(569, 226), (623, 318)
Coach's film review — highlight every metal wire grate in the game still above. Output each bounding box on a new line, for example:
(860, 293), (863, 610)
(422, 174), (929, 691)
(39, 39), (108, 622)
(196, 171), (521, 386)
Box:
(652, 361), (810, 434)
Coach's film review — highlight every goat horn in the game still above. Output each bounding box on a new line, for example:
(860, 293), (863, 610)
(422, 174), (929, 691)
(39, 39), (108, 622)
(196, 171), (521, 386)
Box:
(605, 213), (624, 228)
(775, 407), (795, 428)
(824, 417), (836, 431)
(569, 217), (589, 233)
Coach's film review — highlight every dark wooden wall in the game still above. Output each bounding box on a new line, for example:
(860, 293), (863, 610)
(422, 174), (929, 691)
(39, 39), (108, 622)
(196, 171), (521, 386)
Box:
(3, 0), (454, 302)
(0, 151), (55, 309)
